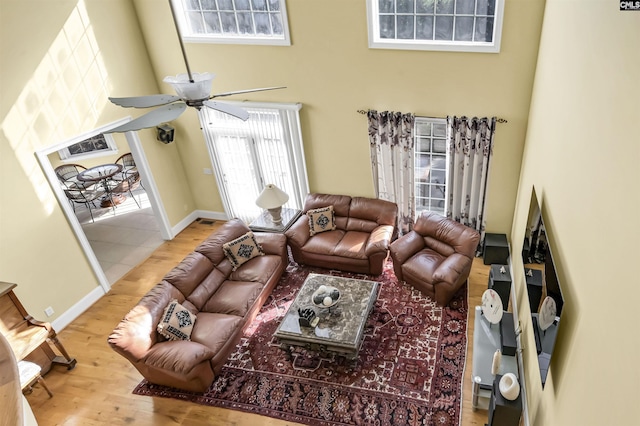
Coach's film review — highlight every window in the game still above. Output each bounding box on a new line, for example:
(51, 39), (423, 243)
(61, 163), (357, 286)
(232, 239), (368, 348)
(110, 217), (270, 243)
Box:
(366, 0), (504, 53)
(414, 117), (448, 217)
(58, 133), (118, 161)
(174, 0), (291, 46)
(200, 102), (308, 223)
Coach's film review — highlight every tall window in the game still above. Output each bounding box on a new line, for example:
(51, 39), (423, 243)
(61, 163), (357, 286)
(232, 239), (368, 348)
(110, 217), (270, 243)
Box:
(366, 0), (504, 53)
(173, 0), (291, 46)
(414, 117), (448, 217)
(200, 102), (308, 223)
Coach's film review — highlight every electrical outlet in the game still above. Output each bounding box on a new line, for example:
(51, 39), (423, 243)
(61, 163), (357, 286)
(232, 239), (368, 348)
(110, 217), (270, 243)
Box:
(44, 306), (54, 317)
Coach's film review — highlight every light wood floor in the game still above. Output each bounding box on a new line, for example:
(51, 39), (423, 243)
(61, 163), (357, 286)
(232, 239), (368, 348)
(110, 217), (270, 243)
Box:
(26, 219), (491, 425)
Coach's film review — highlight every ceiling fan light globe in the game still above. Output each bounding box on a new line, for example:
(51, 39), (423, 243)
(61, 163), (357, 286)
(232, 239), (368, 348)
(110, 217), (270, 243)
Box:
(163, 72), (214, 101)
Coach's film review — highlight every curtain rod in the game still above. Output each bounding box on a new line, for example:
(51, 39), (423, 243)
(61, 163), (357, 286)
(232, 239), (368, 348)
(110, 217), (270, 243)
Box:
(357, 109), (508, 123)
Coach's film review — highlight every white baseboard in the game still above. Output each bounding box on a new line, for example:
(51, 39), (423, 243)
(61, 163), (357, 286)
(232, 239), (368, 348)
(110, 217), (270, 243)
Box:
(194, 210), (229, 222)
(51, 285), (106, 331)
(170, 210), (228, 238)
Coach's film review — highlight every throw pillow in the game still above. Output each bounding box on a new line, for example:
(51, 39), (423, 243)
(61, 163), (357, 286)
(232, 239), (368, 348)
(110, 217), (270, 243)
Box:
(307, 205), (336, 236)
(222, 231), (265, 271)
(157, 300), (196, 341)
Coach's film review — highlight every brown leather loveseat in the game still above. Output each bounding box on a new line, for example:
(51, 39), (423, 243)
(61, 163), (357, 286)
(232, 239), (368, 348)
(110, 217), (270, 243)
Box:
(389, 211), (480, 307)
(285, 193), (397, 275)
(108, 219), (287, 392)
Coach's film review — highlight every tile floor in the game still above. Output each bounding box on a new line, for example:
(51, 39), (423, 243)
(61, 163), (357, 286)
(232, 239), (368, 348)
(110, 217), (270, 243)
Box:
(72, 186), (165, 284)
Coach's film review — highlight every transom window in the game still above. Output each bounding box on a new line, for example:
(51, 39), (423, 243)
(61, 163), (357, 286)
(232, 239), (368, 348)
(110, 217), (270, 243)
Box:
(366, 0), (504, 53)
(414, 117), (448, 217)
(174, 0), (291, 45)
(58, 133), (118, 161)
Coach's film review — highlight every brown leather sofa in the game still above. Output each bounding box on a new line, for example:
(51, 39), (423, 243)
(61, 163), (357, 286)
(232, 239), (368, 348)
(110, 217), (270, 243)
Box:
(285, 193), (397, 275)
(389, 211), (480, 307)
(108, 219), (288, 392)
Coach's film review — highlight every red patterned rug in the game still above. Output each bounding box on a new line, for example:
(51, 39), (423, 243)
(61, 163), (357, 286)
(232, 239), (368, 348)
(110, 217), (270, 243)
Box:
(133, 260), (468, 426)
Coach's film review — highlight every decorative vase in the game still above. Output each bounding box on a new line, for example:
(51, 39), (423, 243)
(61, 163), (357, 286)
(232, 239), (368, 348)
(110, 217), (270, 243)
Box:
(499, 373), (520, 401)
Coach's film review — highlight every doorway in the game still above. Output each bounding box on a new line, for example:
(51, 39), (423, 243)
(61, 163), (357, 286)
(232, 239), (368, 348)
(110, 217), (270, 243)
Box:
(36, 118), (172, 292)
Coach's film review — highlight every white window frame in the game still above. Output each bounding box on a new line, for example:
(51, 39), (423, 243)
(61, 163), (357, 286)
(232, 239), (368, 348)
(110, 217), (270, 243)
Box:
(199, 101), (308, 223)
(173, 0), (291, 46)
(366, 0), (505, 53)
(414, 117), (449, 218)
(57, 133), (118, 161)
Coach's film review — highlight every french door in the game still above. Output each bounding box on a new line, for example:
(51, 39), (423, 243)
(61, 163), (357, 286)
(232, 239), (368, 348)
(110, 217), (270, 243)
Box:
(200, 102), (308, 223)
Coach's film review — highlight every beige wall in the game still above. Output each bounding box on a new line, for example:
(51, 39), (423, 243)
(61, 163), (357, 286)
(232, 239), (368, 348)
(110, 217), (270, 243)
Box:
(510, 1), (640, 424)
(133, 0), (545, 233)
(0, 0), (194, 320)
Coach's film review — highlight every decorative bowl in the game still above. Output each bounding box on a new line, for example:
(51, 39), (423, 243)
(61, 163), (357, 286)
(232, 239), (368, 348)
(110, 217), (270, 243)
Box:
(311, 285), (341, 308)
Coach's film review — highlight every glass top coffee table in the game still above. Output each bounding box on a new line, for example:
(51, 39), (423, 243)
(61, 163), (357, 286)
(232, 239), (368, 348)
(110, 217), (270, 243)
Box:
(274, 273), (379, 360)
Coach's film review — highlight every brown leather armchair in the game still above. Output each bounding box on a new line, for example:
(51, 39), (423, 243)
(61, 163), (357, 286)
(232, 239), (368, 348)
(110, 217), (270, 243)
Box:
(389, 212), (480, 307)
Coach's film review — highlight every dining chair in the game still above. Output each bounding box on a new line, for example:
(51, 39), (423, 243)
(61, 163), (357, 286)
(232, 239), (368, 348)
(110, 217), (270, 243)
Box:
(107, 171), (142, 209)
(63, 186), (106, 223)
(54, 164), (93, 190)
(113, 153), (143, 188)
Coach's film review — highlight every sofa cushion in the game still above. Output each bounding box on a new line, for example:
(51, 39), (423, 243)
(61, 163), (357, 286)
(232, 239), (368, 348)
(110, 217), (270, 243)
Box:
(157, 300), (197, 341)
(222, 231), (265, 271)
(196, 218), (254, 265)
(163, 252), (215, 297)
(402, 248), (445, 284)
(202, 280), (264, 316)
(190, 312), (244, 353)
(334, 231), (369, 260)
(307, 206), (336, 235)
(303, 193), (351, 230)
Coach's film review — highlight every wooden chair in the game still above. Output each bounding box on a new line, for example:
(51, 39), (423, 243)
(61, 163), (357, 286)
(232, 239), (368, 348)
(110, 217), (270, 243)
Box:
(0, 282), (77, 375)
(19, 360), (53, 398)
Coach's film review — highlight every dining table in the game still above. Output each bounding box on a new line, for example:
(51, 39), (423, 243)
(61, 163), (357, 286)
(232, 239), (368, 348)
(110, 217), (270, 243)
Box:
(77, 163), (124, 207)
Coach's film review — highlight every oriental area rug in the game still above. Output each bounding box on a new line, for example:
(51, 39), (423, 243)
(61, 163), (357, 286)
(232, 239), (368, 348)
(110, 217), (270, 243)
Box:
(133, 260), (469, 426)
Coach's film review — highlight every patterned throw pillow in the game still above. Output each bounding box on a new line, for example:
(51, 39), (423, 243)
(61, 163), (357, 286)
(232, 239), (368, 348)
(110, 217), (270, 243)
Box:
(222, 231), (265, 271)
(157, 300), (196, 341)
(307, 205), (336, 236)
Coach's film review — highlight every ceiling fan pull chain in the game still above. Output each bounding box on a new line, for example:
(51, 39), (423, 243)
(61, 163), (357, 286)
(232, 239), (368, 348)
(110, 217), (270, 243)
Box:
(168, 0), (194, 83)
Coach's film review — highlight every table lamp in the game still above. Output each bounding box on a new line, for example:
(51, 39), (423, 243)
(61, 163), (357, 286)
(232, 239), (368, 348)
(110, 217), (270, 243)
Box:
(256, 184), (289, 224)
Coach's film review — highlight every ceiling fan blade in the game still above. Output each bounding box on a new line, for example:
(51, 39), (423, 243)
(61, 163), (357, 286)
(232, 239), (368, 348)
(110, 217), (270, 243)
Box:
(210, 86), (286, 99)
(104, 103), (187, 133)
(109, 94), (181, 108)
(203, 100), (250, 121)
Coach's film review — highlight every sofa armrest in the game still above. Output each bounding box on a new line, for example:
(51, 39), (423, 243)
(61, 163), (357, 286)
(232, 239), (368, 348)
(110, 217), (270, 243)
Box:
(254, 232), (287, 255)
(365, 224), (395, 257)
(389, 231), (426, 265)
(144, 340), (216, 374)
(108, 282), (180, 362)
(284, 215), (310, 248)
(433, 252), (472, 284)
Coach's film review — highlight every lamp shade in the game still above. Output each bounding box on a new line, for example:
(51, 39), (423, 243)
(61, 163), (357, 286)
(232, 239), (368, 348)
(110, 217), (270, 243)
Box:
(256, 184), (289, 209)
(163, 72), (214, 100)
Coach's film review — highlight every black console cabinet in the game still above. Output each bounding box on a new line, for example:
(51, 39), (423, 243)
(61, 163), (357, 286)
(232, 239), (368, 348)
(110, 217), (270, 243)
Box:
(483, 233), (510, 265)
(487, 375), (522, 426)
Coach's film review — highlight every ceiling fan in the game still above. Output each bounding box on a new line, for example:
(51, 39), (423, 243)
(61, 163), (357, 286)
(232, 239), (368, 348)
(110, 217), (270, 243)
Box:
(105, 0), (284, 134)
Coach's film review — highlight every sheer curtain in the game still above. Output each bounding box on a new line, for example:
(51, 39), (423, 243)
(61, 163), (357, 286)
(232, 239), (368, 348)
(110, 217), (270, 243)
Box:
(199, 103), (308, 223)
(367, 110), (415, 235)
(446, 116), (496, 247)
